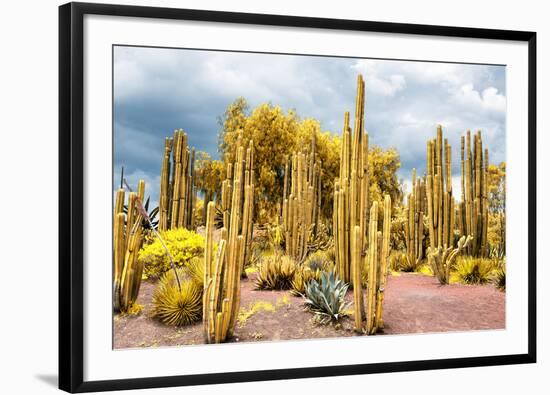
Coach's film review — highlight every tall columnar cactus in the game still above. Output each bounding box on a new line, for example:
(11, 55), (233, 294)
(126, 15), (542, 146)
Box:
(333, 74), (369, 283)
(351, 195), (391, 334)
(159, 137), (173, 231)
(203, 137), (254, 343)
(281, 133), (322, 261)
(458, 130), (489, 257)
(405, 169), (426, 268)
(158, 129), (197, 231)
(426, 125), (455, 251)
(113, 180), (146, 313)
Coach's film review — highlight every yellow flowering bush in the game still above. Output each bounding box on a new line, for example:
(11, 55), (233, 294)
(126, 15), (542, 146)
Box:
(138, 228), (205, 279)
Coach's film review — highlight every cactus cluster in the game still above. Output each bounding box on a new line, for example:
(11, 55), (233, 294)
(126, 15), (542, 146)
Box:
(113, 180), (146, 313)
(351, 195), (392, 334)
(405, 169), (426, 270)
(426, 125), (455, 251)
(203, 136), (255, 343)
(281, 133), (322, 261)
(428, 235), (472, 284)
(159, 129), (197, 232)
(424, 126), (467, 285)
(333, 75), (370, 283)
(458, 130), (489, 257)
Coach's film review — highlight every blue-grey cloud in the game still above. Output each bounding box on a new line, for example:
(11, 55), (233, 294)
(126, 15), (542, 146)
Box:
(114, 46), (505, 203)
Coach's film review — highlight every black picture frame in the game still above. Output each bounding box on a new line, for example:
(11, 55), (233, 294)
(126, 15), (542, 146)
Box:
(59, 2), (537, 393)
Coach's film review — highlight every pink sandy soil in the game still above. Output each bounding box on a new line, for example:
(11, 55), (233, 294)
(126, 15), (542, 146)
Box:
(114, 272), (505, 349)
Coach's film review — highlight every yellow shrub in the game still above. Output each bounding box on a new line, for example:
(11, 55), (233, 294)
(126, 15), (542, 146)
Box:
(138, 228), (205, 279)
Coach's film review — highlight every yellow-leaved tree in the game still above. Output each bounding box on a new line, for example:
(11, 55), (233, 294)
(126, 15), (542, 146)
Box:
(194, 151), (225, 224)
(217, 97), (402, 225)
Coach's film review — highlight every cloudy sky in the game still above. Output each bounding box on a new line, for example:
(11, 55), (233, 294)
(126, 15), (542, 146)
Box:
(114, 45), (506, 205)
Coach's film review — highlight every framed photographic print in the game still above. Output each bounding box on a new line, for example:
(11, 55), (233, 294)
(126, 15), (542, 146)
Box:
(59, 2), (536, 393)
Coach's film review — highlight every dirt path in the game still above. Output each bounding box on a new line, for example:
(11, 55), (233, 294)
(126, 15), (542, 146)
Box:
(113, 272), (505, 349)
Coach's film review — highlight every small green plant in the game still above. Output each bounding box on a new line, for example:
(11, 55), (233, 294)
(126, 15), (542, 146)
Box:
(151, 268), (202, 326)
(454, 256), (495, 285)
(138, 228), (205, 279)
(255, 254), (297, 290)
(303, 271), (350, 324)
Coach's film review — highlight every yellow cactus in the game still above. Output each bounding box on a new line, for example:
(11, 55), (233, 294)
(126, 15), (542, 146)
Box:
(282, 133), (322, 261)
(158, 129), (197, 231)
(333, 74), (369, 284)
(113, 180), (147, 313)
(203, 135), (255, 343)
(458, 130), (489, 257)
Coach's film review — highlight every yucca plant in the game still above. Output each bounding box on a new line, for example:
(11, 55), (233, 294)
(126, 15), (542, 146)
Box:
(454, 257), (495, 285)
(255, 254), (297, 290)
(303, 271), (350, 324)
(151, 268), (202, 326)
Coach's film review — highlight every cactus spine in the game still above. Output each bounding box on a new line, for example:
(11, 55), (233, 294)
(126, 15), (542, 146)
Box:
(282, 133), (322, 261)
(405, 169), (426, 268)
(158, 129), (197, 231)
(351, 195), (391, 334)
(334, 74), (369, 283)
(113, 180), (146, 313)
(203, 137), (254, 343)
(458, 130), (489, 257)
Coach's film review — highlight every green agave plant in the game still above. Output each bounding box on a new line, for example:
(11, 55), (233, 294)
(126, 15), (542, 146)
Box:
(303, 271), (350, 324)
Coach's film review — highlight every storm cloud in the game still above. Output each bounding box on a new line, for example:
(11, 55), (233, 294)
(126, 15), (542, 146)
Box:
(114, 46), (505, 205)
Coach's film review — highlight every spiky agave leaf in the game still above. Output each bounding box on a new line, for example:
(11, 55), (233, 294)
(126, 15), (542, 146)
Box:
(152, 269), (202, 326)
(303, 271), (349, 324)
